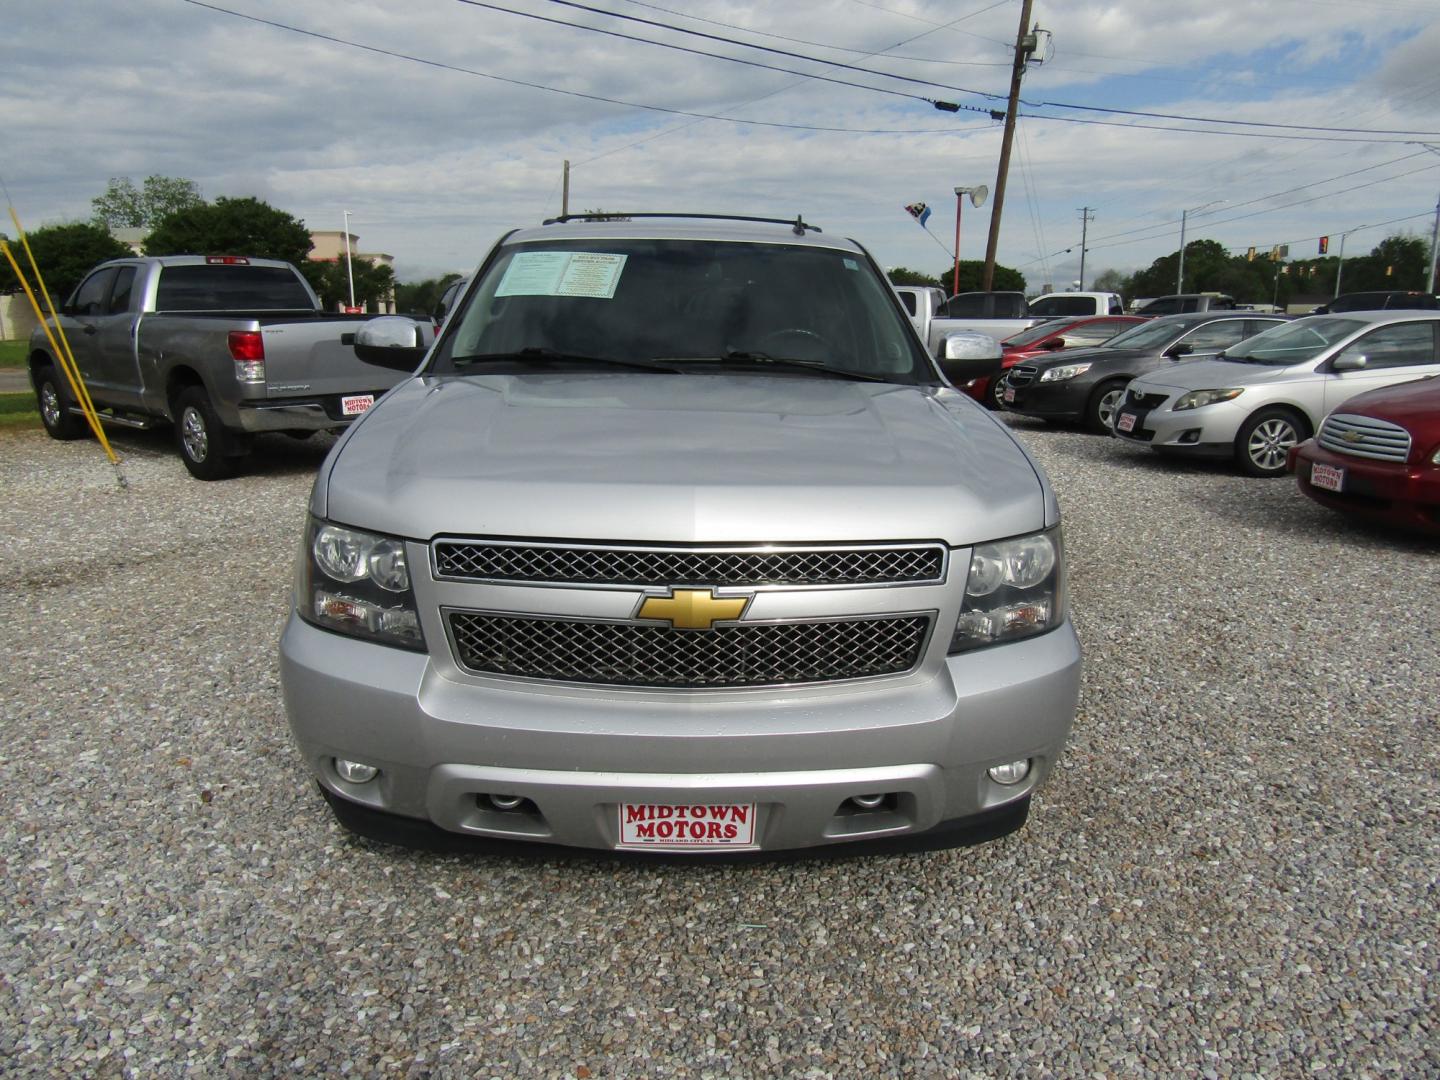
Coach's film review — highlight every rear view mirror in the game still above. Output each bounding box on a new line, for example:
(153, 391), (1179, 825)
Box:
(354, 316), (428, 372)
(938, 331), (1003, 386)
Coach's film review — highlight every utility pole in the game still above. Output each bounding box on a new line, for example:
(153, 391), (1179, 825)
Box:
(1427, 185), (1439, 293)
(342, 209), (356, 312)
(562, 160), (570, 217)
(1175, 209), (1189, 294)
(1334, 232), (1348, 298)
(1077, 207), (1094, 290)
(981, 0), (1035, 290)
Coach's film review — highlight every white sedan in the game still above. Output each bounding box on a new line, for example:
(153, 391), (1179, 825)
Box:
(1111, 311), (1440, 476)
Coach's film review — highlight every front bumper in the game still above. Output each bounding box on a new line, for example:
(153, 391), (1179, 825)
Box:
(1111, 388), (1247, 456)
(1290, 440), (1440, 535)
(279, 613), (1082, 854)
(1000, 376), (1092, 419)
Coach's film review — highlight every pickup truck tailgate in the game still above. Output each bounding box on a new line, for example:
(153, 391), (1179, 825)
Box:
(261, 320), (413, 398)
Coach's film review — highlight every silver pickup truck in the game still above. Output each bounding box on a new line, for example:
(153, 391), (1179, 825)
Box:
(895, 287), (1053, 355)
(29, 255), (419, 478)
(280, 214), (1081, 856)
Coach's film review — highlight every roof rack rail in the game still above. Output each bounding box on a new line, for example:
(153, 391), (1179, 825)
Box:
(540, 212), (822, 235)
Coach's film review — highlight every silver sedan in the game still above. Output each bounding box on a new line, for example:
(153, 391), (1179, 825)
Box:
(1111, 311), (1440, 476)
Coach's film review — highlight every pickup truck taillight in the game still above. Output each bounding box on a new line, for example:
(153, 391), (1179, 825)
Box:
(229, 330), (266, 383)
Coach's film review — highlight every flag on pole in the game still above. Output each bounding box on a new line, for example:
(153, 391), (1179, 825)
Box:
(905, 202), (932, 227)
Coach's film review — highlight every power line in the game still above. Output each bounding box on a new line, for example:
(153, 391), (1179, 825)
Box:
(176, 0), (994, 132)
(524, 0), (1440, 139)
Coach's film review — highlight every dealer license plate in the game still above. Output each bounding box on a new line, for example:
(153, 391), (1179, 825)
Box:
(1003, 387), (1016, 403)
(1311, 462), (1344, 492)
(617, 803), (757, 849)
(341, 393), (375, 417)
(1116, 411), (1137, 433)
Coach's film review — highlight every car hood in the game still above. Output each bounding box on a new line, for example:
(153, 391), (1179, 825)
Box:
(1131, 357), (1307, 392)
(320, 373), (1050, 546)
(1328, 374), (1440, 430)
(1018, 346), (1150, 370)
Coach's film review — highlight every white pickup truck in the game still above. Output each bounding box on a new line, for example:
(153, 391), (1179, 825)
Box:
(29, 255), (425, 479)
(895, 287), (1125, 354)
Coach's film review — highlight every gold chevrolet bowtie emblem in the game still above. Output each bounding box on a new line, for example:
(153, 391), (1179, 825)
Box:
(637, 588), (749, 630)
(1342, 430), (1363, 443)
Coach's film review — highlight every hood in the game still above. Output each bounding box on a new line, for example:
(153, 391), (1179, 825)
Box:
(1131, 357), (1309, 392)
(321, 373), (1048, 547)
(1330, 374), (1440, 429)
(1017, 346), (1148, 370)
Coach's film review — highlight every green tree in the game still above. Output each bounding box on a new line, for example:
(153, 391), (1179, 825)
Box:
(0, 222), (132, 301)
(299, 257), (397, 311)
(932, 260), (1025, 293)
(92, 175), (204, 229)
(1090, 268), (1127, 295)
(144, 196), (313, 266)
(395, 273), (464, 315)
(887, 266), (940, 287)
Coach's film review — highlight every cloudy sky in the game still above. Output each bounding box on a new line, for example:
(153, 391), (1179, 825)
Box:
(5, 0), (1439, 291)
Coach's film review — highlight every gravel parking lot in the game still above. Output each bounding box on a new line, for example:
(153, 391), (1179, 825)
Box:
(2, 418), (1436, 1077)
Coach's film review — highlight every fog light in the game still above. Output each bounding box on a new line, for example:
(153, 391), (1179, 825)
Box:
(850, 793), (887, 810)
(335, 758), (379, 784)
(987, 759), (1031, 785)
(487, 794), (526, 812)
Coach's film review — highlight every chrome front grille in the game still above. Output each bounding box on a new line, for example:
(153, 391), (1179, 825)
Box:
(1007, 366), (1037, 387)
(433, 541), (946, 587)
(445, 611), (933, 688)
(1318, 414), (1412, 463)
(1127, 389), (1169, 409)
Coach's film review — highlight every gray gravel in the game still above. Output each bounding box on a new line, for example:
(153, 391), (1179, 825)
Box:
(2, 418), (1437, 1078)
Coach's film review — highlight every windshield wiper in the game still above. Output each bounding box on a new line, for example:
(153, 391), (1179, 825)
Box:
(682, 350), (890, 383)
(451, 347), (680, 373)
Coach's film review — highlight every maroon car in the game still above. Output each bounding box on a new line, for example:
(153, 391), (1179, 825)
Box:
(1288, 375), (1440, 535)
(964, 315), (1144, 408)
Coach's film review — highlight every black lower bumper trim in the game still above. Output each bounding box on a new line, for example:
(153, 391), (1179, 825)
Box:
(319, 785), (1031, 862)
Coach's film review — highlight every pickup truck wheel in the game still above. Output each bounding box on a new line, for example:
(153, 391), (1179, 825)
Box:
(1086, 379), (1128, 434)
(175, 386), (242, 480)
(36, 366), (86, 440)
(1235, 407), (1305, 477)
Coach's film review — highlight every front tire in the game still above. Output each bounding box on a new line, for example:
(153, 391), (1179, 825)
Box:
(1235, 407), (1305, 477)
(35, 365), (86, 440)
(175, 386), (243, 480)
(1086, 378), (1128, 434)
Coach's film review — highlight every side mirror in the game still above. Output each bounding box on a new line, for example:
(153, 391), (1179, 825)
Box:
(1332, 354), (1368, 372)
(1164, 342), (1193, 359)
(354, 316), (428, 372)
(1042, 337), (1066, 351)
(938, 331), (1003, 386)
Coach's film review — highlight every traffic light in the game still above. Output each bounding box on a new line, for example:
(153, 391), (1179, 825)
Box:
(1318, 236), (1329, 255)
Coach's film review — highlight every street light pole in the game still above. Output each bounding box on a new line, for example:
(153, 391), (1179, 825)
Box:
(953, 188), (965, 295)
(342, 210), (356, 311)
(1175, 209), (1189, 294)
(1334, 232), (1348, 298)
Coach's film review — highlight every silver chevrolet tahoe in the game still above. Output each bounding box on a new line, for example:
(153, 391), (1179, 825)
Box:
(278, 214), (1081, 855)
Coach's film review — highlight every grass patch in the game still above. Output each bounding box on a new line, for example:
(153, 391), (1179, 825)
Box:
(0, 391), (38, 429)
(0, 340), (26, 367)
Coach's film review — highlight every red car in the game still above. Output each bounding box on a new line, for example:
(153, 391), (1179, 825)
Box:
(1288, 375), (1440, 535)
(964, 315), (1144, 408)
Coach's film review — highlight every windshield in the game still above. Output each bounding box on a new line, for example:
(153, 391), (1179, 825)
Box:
(432, 238), (933, 383)
(1004, 321), (1064, 347)
(1028, 295), (1093, 317)
(1223, 317), (1365, 365)
(1102, 319), (1192, 350)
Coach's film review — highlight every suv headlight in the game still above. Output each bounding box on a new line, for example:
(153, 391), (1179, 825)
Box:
(299, 517), (425, 650)
(950, 527), (1064, 654)
(1038, 363), (1091, 382)
(1174, 388), (1243, 411)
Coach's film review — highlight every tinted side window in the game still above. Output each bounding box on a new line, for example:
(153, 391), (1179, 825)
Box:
(898, 291), (917, 316)
(1109, 297), (1124, 314)
(1334, 322), (1439, 370)
(942, 294), (989, 317)
(71, 268), (117, 316)
(1243, 319), (1284, 338)
(107, 266), (138, 315)
(995, 295), (1025, 318)
(1142, 298), (1181, 315)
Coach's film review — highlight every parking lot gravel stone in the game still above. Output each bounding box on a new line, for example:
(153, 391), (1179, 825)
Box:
(1, 417), (1436, 1077)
